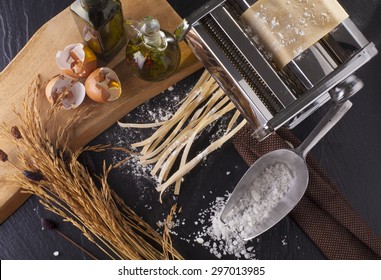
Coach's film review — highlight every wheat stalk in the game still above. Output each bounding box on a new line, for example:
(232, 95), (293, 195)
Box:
(0, 76), (182, 260)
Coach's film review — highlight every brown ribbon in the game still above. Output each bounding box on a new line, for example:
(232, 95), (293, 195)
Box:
(233, 125), (381, 259)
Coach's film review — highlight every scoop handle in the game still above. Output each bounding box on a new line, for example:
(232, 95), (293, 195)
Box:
(295, 100), (352, 159)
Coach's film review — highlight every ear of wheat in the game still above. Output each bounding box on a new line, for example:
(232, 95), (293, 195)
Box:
(0, 76), (182, 260)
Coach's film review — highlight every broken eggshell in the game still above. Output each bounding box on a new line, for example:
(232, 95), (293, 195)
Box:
(56, 43), (97, 79)
(85, 67), (122, 103)
(45, 75), (86, 110)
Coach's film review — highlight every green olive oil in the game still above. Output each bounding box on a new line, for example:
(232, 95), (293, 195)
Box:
(71, 0), (127, 61)
(125, 17), (181, 81)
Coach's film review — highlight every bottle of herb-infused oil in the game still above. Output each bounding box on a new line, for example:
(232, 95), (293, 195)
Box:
(70, 0), (127, 61)
(125, 16), (181, 81)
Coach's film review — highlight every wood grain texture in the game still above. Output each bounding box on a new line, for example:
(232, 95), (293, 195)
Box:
(0, 0), (201, 223)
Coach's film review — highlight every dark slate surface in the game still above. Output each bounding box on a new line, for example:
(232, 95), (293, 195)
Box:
(0, 0), (380, 260)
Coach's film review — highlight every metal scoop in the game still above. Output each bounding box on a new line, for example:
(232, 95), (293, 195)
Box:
(220, 100), (352, 240)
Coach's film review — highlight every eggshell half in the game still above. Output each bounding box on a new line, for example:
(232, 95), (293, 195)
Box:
(56, 43), (97, 79)
(45, 75), (86, 110)
(85, 67), (122, 103)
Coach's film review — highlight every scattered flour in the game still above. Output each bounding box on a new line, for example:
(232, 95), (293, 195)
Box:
(53, 251), (60, 257)
(196, 237), (204, 244)
(121, 155), (154, 179)
(192, 162), (294, 259)
(192, 193), (255, 259)
(156, 212), (182, 237)
(281, 236), (288, 246)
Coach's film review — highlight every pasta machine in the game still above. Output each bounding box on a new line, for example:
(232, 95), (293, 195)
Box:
(175, 0), (378, 140)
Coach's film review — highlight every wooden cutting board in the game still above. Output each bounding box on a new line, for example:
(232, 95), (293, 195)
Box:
(0, 0), (201, 223)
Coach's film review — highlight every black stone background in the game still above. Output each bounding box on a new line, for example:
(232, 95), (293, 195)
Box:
(0, 0), (380, 260)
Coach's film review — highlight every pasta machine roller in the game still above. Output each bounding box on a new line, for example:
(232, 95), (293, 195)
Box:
(175, 0), (378, 140)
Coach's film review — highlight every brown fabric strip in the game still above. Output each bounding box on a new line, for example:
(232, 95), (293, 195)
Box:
(232, 125), (381, 259)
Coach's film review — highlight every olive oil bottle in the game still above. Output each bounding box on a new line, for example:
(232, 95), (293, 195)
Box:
(125, 17), (181, 82)
(71, 0), (127, 61)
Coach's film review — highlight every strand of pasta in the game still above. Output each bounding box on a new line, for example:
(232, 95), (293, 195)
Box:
(119, 71), (246, 198)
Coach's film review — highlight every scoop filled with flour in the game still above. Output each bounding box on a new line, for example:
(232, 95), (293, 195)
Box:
(193, 162), (294, 259)
(220, 101), (353, 242)
(223, 162), (294, 238)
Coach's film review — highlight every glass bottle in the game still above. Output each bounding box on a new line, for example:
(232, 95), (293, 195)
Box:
(125, 17), (181, 82)
(70, 0), (127, 61)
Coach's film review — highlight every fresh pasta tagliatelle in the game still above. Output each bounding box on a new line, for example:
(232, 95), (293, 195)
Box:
(119, 71), (246, 200)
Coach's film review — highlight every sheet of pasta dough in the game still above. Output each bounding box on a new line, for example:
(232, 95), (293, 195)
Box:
(241, 0), (348, 68)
